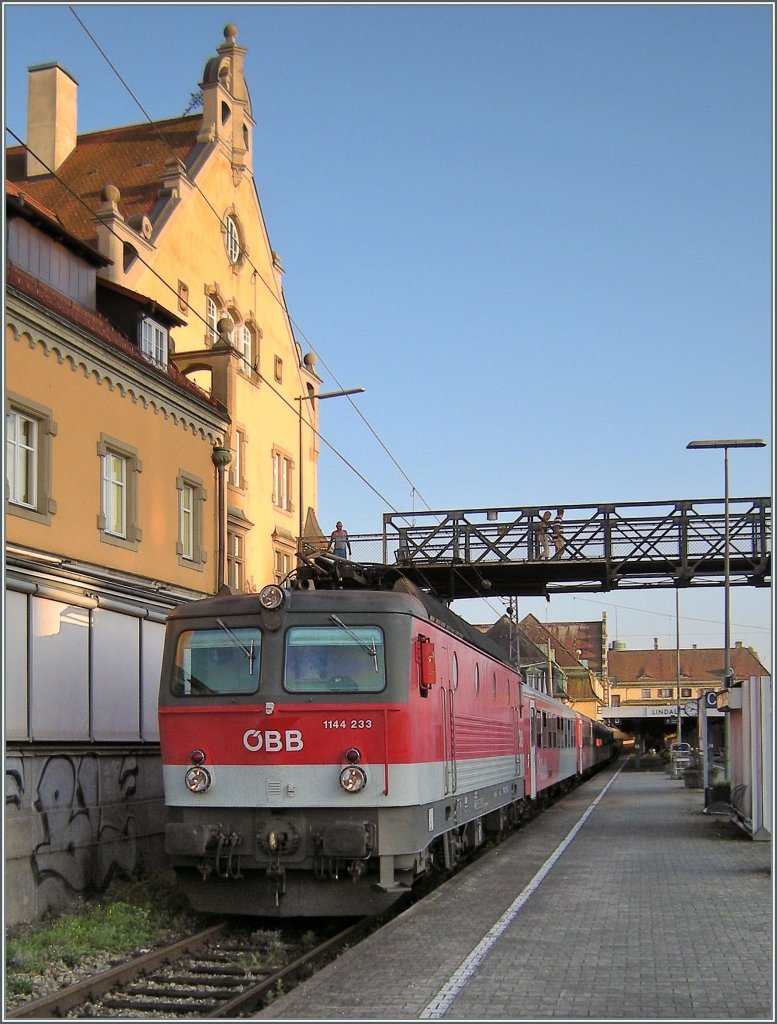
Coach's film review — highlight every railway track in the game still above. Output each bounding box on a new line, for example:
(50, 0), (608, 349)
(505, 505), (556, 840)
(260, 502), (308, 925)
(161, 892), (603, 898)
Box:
(6, 777), (587, 1020)
(7, 918), (370, 1019)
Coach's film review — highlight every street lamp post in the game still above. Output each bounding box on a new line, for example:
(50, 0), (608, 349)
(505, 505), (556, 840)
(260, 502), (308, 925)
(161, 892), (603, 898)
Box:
(675, 588), (682, 750)
(297, 387), (365, 554)
(687, 437), (766, 806)
(686, 438), (766, 688)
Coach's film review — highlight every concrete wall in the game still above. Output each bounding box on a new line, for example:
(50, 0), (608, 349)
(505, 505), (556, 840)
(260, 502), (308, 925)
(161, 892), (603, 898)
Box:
(5, 747), (165, 926)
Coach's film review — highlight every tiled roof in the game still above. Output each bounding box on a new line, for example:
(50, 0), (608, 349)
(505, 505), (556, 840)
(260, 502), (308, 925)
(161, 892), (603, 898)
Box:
(6, 115), (202, 245)
(544, 620), (604, 674)
(483, 617), (548, 666)
(7, 178), (62, 223)
(7, 261), (224, 415)
(609, 647), (769, 685)
(519, 614), (586, 670)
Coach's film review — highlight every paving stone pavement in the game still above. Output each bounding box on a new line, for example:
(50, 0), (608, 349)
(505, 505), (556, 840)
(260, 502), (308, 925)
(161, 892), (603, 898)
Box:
(257, 761), (773, 1021)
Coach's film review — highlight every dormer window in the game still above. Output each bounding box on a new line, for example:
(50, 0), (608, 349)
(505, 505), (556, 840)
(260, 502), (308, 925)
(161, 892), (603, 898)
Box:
(140, 317), (169, 367)
(225, 215), (241, 264)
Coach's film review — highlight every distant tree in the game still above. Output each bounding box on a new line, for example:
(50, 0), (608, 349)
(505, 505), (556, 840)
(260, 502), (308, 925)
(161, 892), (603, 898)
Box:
(183, 90), (203, 116)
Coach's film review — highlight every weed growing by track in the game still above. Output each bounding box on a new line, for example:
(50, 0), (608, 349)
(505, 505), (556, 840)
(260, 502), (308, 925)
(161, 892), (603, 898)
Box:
(5, 869), (204, 1001)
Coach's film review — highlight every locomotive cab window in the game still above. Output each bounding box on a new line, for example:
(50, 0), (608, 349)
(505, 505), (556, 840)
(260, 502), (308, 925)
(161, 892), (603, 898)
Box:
(172, 625), (262, 695)
(284, 625), (386, 693)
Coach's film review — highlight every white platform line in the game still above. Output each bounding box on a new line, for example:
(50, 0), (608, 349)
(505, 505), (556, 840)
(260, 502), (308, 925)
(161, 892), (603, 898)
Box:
(420, 764), (626, 1019)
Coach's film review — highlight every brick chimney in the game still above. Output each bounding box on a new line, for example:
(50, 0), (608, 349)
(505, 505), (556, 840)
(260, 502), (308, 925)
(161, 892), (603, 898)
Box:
(26, 63), (78, 177)
(653, 637), (659, 650)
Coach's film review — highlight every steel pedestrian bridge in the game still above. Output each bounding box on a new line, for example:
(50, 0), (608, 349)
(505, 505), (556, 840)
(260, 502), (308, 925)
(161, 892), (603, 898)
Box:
(341, 496), (771, 601)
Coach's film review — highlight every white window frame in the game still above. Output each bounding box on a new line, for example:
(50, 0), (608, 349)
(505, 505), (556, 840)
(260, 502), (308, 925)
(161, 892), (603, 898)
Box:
(227, 529), (245, 590)
(230, 428), (246, 489)
(239, 323), (252, 364)
(274, 548), (293, 585)
(272, 449), (293, 512)
(140, 317), (168, 367)
(225, 215), (241, 264)
(7, 408), (38, 508)
(180, 483), (194, 559)
(102, 451), (127, 537)
(97, 435), (141, 550)
(176, 472), (207, 569)
(5, 395), (57, 524)
(207, 295), (219, 344)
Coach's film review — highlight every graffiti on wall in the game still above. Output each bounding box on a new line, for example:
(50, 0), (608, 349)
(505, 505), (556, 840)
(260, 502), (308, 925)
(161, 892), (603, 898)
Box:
(6, 752), (144, 898)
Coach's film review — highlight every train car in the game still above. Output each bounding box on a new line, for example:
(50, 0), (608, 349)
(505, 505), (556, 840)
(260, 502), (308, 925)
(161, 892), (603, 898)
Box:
(158, 559), (614, 917)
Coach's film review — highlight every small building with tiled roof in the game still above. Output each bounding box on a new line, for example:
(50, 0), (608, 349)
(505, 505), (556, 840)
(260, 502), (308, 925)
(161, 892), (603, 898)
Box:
(519, 614), (608, 721)
(608, 641), (769, 707)
(481, 615), (569, 699)
(541, 615), (608, 679)
(602, 639), (771, 756)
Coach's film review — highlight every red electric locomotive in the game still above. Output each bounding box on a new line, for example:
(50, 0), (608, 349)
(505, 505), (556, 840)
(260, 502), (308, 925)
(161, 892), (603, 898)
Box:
(158, 558), (615, 916)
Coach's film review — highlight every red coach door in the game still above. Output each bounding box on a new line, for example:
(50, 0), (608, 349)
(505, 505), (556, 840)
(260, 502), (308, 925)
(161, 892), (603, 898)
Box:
(440, 647), (458, 795)
(529, 700), (537, 800)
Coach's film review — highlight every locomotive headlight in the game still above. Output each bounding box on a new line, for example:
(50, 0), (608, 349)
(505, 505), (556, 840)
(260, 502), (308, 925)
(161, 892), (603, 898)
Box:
(339, 765), (367, 793)
(184, 766), (212, 793)
(259, 585), (285, 610)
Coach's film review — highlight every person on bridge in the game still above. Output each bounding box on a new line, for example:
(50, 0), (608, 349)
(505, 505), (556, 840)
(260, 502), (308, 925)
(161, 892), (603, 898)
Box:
(552, 509), (566, 557)
(329, 521), (352, 559)
(537, 511), (552, 559)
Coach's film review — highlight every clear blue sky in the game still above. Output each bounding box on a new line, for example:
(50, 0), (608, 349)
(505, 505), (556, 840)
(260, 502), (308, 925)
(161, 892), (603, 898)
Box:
(3, 3), (773, 669)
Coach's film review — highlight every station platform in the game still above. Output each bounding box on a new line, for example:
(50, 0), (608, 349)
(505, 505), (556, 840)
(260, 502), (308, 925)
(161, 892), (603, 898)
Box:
(257, 758), (772, 1021)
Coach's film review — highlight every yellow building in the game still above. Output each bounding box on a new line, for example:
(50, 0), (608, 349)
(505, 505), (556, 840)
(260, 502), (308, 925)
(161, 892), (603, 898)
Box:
(607, 640), (769, 709)
(7, 23), (321, 590)
(5, 178), (232, 923)
(603, 640), (771, 753)
(5, 23), (325, 924)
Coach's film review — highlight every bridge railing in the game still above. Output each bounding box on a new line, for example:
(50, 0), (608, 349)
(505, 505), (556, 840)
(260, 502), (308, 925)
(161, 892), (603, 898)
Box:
(376, 497), (771, 581)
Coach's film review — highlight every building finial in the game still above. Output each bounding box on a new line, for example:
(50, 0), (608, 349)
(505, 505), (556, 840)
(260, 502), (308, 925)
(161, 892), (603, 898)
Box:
(224, 23), (238, 44)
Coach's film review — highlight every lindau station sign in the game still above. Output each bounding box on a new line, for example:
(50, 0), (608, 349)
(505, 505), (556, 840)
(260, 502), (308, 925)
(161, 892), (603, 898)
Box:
(600, 705), (724, 721)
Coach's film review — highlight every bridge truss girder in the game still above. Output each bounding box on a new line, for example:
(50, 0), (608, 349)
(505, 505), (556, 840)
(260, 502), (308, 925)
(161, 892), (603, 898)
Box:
(380, 496), (771, 601)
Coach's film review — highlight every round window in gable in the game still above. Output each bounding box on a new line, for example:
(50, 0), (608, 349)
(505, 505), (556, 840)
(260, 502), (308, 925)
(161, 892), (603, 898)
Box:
(225, 215), (242, 265)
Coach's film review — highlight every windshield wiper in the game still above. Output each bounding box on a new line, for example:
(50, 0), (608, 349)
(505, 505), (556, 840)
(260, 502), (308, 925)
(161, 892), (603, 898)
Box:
(328, 615), (379, 672)
(216, 618), (255, 674)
